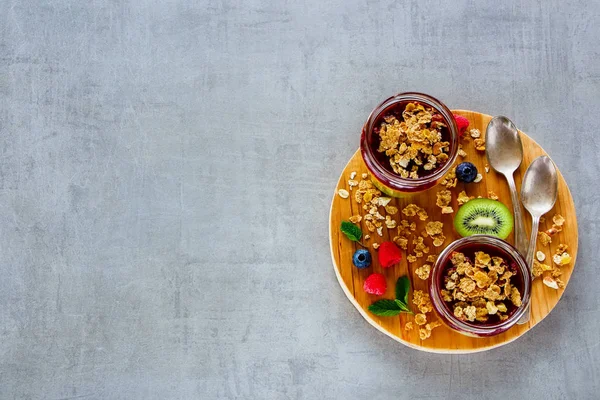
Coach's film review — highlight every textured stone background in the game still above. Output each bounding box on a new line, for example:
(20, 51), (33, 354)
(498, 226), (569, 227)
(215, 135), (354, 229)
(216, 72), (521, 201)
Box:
(0, 1), (598, 399)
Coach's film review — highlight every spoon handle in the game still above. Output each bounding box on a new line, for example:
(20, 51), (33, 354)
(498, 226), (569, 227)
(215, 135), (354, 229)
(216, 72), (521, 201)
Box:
(517, 215), (540, 325)
(506, 174), (528, 255)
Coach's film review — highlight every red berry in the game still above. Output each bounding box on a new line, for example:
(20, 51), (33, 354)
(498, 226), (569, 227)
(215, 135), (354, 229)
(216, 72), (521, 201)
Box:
(453, 114), (470, 136)
(363, 273), (387, 295)
(378, 241), (402, 268)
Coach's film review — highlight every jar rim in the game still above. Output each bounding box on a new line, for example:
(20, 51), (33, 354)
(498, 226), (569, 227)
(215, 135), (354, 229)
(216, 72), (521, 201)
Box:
(360, 92), (459, 191)
(429, 235), (532, 336)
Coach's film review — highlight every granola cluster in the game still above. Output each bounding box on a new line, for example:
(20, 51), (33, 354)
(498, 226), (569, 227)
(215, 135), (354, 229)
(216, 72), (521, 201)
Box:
(441, 251), (522, 323)
(411, 290), (442, 339)
(376, 102), (450, 178)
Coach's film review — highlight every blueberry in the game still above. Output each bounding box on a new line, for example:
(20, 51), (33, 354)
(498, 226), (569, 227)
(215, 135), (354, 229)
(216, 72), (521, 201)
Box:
(352, 249), (372, 269)
(456, 162), (478, 183)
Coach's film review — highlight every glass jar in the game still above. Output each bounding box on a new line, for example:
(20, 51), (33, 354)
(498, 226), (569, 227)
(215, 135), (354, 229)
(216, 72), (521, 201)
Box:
(360, 92), (459, 197)
(429, 235), (532, 338)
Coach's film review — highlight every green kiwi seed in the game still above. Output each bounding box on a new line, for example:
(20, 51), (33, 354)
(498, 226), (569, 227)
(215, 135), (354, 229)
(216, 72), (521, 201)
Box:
(454, 198), (514, 239)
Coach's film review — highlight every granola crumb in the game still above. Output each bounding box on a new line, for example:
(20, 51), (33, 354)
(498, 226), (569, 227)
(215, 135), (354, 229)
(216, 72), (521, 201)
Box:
(350, 171), (357, 180)
(415, 313), (427, 325)
(404, 322), (414, 331)
(364, 234), (371, 240)
(485, 164), (490, 173)
(474, 138), (486, 151)
(349, 215), (362, 224)
(457, 190), (472, 206)
(415, 264), (431, 280)
(538, 231), (552, 246)
(469, 128), (481, 138)
(362, 173), (368, 179)
(372, 243), (380, 250)
(473, 173), (483, 183)
(487, 190), (499, 200)
(553, 214), (565, 226)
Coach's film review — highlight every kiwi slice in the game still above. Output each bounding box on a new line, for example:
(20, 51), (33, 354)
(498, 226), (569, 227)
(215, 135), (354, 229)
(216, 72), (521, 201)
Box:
(454, 199), (514, 239)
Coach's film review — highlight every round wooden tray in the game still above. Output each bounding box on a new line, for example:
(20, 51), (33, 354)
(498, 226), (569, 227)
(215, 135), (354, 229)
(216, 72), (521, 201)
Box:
(329, 110), (578, 353)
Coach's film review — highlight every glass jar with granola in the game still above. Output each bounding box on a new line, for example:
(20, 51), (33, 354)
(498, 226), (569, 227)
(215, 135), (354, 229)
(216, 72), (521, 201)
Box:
(360, 92), (459, 197)
(429, 235), (531, 337)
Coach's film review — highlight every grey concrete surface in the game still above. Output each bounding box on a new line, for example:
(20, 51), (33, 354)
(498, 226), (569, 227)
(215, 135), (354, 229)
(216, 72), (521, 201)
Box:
(0, 0), (598, 399)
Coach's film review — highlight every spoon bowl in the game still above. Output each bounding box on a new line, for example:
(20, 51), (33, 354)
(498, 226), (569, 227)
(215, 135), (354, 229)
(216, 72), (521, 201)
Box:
(486, 116), (523, 174)
(521, 156), (558, 216)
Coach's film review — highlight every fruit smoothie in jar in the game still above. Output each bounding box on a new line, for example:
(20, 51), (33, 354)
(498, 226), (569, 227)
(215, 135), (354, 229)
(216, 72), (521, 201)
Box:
(360, 93), (459, 197)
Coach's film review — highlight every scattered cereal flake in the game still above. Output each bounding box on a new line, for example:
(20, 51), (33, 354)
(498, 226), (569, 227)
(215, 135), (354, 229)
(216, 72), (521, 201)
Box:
(487, 190), (499, 200)
(553, 214), (565, 226)
(441, 169), (457, 188)
(436, 190), (452, 208)
(348, 180), (358, 189)
(361, 173), (368, 179)
(402, 204), (420, 217)
(473, 173), (483, 183)
(426, 255), (437, 263)
(458, 145), (468, 158)
(350, 171), (357, 180)
(413, 290), (433, 314)
(538, 231), (552, 246)
(349, 215), (362, 224)
(432, 234), (446, 247)
(415, 313), (427, 325)
(469, 128), (481, 138)
(441, 206), (454, 214)
(532, 260), (552, 278)
(539, 216), (546, 223)
(385, 205), (398, 215)
(485, 164), (490, 173)
(404, 322), (414, 331)
(364, 234), (371, 240)
(354, 190), (363, 203)
(556, 244), (569, 254)
(426, 221), (444, 236)
(457, 191), (472, 206)
(372, 243), (380, 250)
(543, 275), (559, 289)
(337, 189), (349, 198)
(415, 264), (431, 280)
(378, 197), (392, 207)
(536, 251), (546, 262)
(474, 138), (486, 151)
(385, 216), (397, 229)
(376, 226), (383, 237)
(419, 328), (431, 340)
(365, 220), (376, 233)
(393, 235), (408, 249)
(407, 255), (417, 263)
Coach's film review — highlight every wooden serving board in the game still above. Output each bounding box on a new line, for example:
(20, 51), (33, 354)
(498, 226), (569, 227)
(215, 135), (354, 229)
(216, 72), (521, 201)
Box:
(329, 110), (578, 353)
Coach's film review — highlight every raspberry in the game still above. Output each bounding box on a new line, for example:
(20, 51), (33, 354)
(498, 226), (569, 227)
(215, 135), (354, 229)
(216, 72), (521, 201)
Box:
(363, 273), (387, 295)
(378, 241), (402, 268)
(453, 114), (470, 136)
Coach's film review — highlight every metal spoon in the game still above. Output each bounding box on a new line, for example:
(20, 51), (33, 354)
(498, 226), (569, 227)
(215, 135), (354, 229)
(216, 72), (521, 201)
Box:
(486, 116), (527, 255)
(517, 155), (558, 324)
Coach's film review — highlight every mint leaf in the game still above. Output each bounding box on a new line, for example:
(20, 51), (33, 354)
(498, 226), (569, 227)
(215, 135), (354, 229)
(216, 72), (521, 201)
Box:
(395, 276), (411, 305)
(395, 299), (413, 314)
(368, 300), (401, 317)
(340, 221), (362, 242)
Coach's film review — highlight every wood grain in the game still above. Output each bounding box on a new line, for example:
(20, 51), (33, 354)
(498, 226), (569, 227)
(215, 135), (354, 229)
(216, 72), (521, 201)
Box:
(329, 110), (578, 353)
